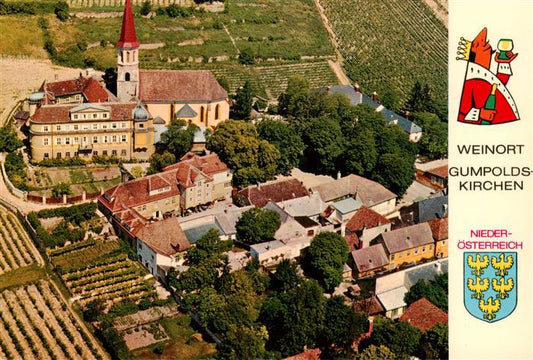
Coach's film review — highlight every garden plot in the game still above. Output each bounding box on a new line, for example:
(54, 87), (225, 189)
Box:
(123, 324), (169, 350)
(0, 280), (108, 360)
(0, 204), (41, 276)
(114, 304), (180, 331)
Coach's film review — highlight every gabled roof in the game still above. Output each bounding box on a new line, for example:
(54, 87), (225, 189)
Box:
(166, 152), (229, 175)
(40, 76), (109, 103)
(284, 348), (321, 360)
(417, 195), (448, 223)
(400, 297), (448, 331)
(139, 70), (227, 102)
(353, 296), (385, 315)
(426, 165), (448, 179)
(238, 178), (309, 207)
(351, 243), (390, 273)
(428, 216), (448, 241)
(116, 0), (140, 49)
(381, 108), (422, 134)
(346, 206), (391, 232)
(70, 103), (109, 113)
(381, 223), (434, 254)
(176, 104), (198, 118)
(136, 218), (191, 256)
(312, 174), (396, 206)
(31, 102), (136, 123)
(332, 197), (362, 214)
(275, 192), (325, 217)
(326, 85), (363, 105)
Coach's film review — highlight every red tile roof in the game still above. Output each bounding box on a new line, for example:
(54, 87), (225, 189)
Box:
(139, 70), (227, 102)
(353, 296), (385, 316)
(381, 222), (434, 254)
(426, 165), (448, 179)
(40, 77), (109, 103)
(30, 102), (136, 123)
(116, 0), (140, 48)
(166, 152), (229, 174)
(428, 216), (448, 241)
(136, 218), (191, 256)
(346, 206), (391, 232)
(400, 297), (448, 331)
(238, 178), (309, 207)
(345, 233), (360, 251)
(284, 348), (321, 360)
(351, 244), (389, 273)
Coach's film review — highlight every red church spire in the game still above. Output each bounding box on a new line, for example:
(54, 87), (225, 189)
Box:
(116, 0), (140, 49)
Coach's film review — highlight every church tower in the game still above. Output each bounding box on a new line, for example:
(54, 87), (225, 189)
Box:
(116, 0), (140, 102)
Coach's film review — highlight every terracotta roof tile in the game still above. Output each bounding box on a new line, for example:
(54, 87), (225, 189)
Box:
(31, 102), (136, 123)
(136, 218), (191, 256)
(284, 348), (321, 360)
(381, 223), (434, 254)
(428, 217), (448, 240)
(238, 178), (309, 207)
(353, 296), (385, 316)
(346, 206), (390, 232)
(400, 297), (448, 331)
(139, 70), (227, 102)
(426, 165), (448, 179)
(345, 233), (360, 251)
(41, 76), (109, 103)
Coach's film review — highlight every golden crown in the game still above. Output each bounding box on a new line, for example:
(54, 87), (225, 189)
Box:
(456, 37), (472, 61)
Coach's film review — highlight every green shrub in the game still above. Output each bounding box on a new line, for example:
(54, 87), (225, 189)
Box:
(153, 342), (165, 355)
(0, 125), (23, 152)
(54, 1), (69, 22)
(51, 182), (71, 197)
(38, 157), (86, 167)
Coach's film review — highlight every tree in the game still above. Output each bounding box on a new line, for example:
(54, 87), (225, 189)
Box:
(257, 119), (304, 175)
(147, 151), (176, 174)
(412, 112), (448, 160)
(404, 273), (448, 312)
(0, 125), (22, 152)
(366, 317), (421, 359)
(54, 1), (69, 22)
(236, 207), (281, 245)
(420, 323), (448, 360)
(207, 120), (280, 187)
(305, 232), (349, 292)
(239, 48), (255, 65)
(217, 77), (230, 92)
(405, 81), (434, 113)
(216, 325), (268, 360)
(260, 279), (325, 357)
(160, 119), (197, 159)
(356, 345), (397, 360)
(187, 229), (228, 265)
(232, 81), (254, 120)
(301, 117), (344, 175)
(140, 0), (152, 15)
(52, 182), (71, 197)
(379, 85), (403, 113)
(372, 152), (414, 197)
(271, 259), (301, 293)
(319, 296), (368, 356)
(278, 75), (310, 119)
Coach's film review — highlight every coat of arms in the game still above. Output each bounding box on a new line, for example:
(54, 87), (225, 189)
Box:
(456, 28), (519, 125)
(464, 252), (517, 322)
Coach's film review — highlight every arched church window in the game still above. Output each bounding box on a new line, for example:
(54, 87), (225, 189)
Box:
(126, 51), (130, 62)
(125, 73), (131, 81)
(200, 106), (205, 122)
(215, 104), (220, 120)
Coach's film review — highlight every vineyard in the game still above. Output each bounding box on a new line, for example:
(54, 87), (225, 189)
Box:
(0, 280), (108, 360)
(0, 204), (42, 276)
(319, 0), (447, 104)
(61, 255), (154, 308)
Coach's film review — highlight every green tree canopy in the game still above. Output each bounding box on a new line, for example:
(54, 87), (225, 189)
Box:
(54, 1), (69, 21)
(420, 322), (448, 360)
(216, 324), (268, 360)
(278, 75), (311, 120)
(147, 151), (176, 174)
(140, 0), (151, 15)
(270, 259), (301, 293)
(207, 120), (280, 187)
(239, 48), (255, 65)
(0, 125), (23, 152)
(235, 207), (281, 245)
(232, 81), (254, 120)
(356, 345), (397, 360)
(160, 119), (197, 159)
(372, 152), (414, 197)
(301, 117), (344, 175)
(366, 317), (421, 359)
(412, 112), (448, 160)
(404, 272), (448, 312)
(305, 232), (349, 292)
(257, 119), (304, 175)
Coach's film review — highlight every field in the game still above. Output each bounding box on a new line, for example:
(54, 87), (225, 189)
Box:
(51, 238), (121, 269)
(0, 204), (42, 276)
(319, 0), (447, 104)
(0, 280), (108, 360)
(61, 254), (154, 308)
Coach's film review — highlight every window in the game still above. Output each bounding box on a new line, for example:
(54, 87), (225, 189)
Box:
(121, 149), (127, 156)
(200, 106), (205, 122)
(122, 122), (126, 128)
(43, 126), (49, 132)
(398, 252), (402, 258)
(93, 136), (98, 143)
(56, 138), (62, 145)
(112, 135), (117, 143)
(125, 72), (131, 81)
(215, 104), (220, 120)
(103, 113), (108, 118)
(93, 124), (98, 130)
(74, 125), (79, 130)
(103, 150), (108, 156)
(93, 151), (98, 156)
(422, 246), (426, 253)
(414, 249), (419, 254)
(431, 175), (436, 183)
(65, 152), (70, 158)
(73, 137), (79, 144)
(390, 254), (395, 260)
(406, 251), (410, 256)
(103, 136), (108, 143)
(430, 244), (434, 250)
(43, 138), (49, 146)
(121, 135), (127, 142)
(112, 123), (117, 129)
(93, 113), (98, 118)
(44, 153), (49, 159)
(102, 124), (107, 129)
(65, 138), (70, 145)
(56, 125), (61, 131)
(56, 152), (61, 159)
(442, 240), (446, 245)
(112, 150), (117, 156)
(139, 124), (144, 128)
(73, 115), (78, 120)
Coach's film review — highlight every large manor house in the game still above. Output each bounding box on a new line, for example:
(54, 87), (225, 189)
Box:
(28, 0), (229, 162)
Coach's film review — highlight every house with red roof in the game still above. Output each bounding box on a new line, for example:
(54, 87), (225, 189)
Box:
(415, 159), (448, 190)
(350, 243), (390, 278)
(399, 297), (448, 331)
(345, 206), (391, 249)
(235, 178), (309, 207)
(428, 216), (448, 259)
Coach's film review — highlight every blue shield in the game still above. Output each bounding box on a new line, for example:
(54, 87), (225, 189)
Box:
(464, 252), (517, 323)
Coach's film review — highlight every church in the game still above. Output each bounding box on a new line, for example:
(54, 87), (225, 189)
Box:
(28, 0), (229, 162)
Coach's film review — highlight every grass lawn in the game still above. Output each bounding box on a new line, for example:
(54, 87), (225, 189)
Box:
(133, 315), (217, 360)
(51, 239), (122, 270)
(0, 263), (47, 291)
(0, 15), (48, 58)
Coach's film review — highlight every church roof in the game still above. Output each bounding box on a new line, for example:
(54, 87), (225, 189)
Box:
(139, 70), (228, 102)
(116, 0), (139, 49)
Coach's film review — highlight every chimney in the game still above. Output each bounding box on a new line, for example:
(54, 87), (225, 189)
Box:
(54, 74), (59, 80)
(372, 91), (378, 102)
(354, 83), (360, 92)
(337, 171), (341, 180)
(405, 110), (410, 120)
(443, 204), (448, 216)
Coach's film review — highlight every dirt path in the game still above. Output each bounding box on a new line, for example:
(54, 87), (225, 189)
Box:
(328, 60), (351, 85)
(423, 0), (448, 26)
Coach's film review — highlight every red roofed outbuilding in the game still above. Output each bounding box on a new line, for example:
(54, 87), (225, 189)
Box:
(399, 297), (448, 331)
(345, 206), (391, 249)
